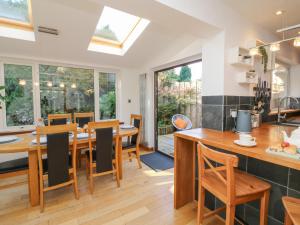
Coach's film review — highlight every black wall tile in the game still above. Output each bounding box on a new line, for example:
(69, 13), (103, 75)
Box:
(288, 169), (300, 192)
(247, 158), (289, 186)
(202, 96), (224, 105)
(240, 96), (251, 105)
(202, 105), (223, 131)
(225, 96), (239, 105)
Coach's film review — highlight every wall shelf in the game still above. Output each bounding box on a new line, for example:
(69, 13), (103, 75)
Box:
(237, 71), (258, 84)
(228, 46), (254, 69)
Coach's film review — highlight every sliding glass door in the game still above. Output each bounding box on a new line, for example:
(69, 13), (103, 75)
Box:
(155, 60), (202, 157)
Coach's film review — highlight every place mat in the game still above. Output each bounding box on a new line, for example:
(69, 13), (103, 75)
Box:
(266, 148), (300, 160)
(0, 137), (23, 145)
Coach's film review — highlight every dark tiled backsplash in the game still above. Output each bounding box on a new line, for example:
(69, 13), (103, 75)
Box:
(202, 95), (275, 131)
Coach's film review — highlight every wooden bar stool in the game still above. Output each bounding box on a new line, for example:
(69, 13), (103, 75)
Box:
(197, 142), (271, 225)
(283, 196), (300, 225)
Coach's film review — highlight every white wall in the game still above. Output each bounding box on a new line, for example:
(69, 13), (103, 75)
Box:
(289, 64), (300, 97)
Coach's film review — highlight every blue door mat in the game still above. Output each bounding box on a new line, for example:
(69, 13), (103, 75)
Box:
(140, 152), (174, 172)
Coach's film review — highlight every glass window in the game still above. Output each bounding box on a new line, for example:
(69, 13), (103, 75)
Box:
(4, 63), (34, 126)
(39, 65), (94, 120)
(271, 63), (289, 110)
(0, 0), (30, 23)
(95, 6), (140, 43)
(99, 72), (116, 119)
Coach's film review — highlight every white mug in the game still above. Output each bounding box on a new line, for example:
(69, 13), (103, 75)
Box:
(239, 133), (256, 143)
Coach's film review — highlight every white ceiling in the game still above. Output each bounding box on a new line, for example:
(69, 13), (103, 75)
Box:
(223, 0), (300, 36)
(0, 0), (217, 69)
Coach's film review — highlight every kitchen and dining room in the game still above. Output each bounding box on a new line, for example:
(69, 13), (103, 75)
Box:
(1, 0), (300, 225)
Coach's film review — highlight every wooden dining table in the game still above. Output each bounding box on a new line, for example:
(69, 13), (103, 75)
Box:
(0, 128), (138, 206)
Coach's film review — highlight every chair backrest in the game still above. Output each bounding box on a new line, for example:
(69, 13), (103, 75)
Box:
(197, 142), (239, 202)
(48, 113), (72, 126)
(36, 124), (77, 187)
(88, 120), (119, 173)
(74, 112), (94, 128)
(130, 114), (142, 146)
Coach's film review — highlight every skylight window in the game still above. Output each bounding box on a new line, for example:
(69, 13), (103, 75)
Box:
(0, 0), (35, 41)
(88, 6), (150, 56)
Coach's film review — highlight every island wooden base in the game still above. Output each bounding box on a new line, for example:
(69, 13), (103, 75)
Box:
(174, 125), (300, 225)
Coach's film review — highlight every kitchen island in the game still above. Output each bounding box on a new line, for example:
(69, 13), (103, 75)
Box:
(174, 124), (300, 225)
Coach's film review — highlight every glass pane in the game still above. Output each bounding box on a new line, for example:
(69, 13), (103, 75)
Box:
(95, 6), (140, 43)
(4, 64), (34, 126)
(0, 0), (30, 23)
(156, 62), (202, 157)
(99, 72), (116, 119)
(39, 65), (94, 121)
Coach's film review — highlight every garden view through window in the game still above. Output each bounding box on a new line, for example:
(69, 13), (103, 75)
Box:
(0, 62), (117, 128)
(156, 61), (202, 156)
(4, 63), (34, 126)
(99, 72), (116, 119)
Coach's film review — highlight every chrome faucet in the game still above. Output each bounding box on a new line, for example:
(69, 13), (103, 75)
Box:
(277, 96), (299, 123)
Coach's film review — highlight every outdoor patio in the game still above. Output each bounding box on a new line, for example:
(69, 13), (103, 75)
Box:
(158, 134), (174, 156)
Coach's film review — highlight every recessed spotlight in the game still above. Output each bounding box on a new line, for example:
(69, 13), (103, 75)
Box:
(71, 83), (76, 89)
(59, 83), (65, 88)
(276, 10), (283, 15)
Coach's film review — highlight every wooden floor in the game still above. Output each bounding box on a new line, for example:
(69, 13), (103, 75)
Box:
(0, 152), (223, 225)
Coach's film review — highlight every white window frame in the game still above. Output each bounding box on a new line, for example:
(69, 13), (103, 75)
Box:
(0, 57), (120, 130)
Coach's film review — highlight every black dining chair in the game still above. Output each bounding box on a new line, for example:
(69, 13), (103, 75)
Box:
(48, 113), (71, 126)
(36, 123), (79, 212)
(122, 114), (142, 169)
(86, 120), (120, 194)
(74, 112), (94, 128)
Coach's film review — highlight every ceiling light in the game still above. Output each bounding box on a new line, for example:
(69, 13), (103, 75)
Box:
(249, 48), (259, 56)
(47, 81), (53, 87)
(59, 83), (65, 88)
(270, 43), (280, 52)
(34, 82), (39, 86)
(71, 83), (77, 89)
(19, 80), (26, 86)
(294, 37), (300, 47)
(276, 10), (283, 15)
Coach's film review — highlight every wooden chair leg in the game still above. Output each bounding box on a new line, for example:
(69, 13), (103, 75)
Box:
(259, 190), (270, 225)
(114, 161), (120, 187)
(197, 185), (205, 225)
(85, 157), (90, 180)
(39, 181), (44, 212)
(128, 152), (132, 162)
(77, 150), (82, 168)
(284, 210), (293, 225)
(136, 147), (142, 169)
(225, 205), (236, 225)
(89, 162), (94, 194)
(73, 173), (79, 200)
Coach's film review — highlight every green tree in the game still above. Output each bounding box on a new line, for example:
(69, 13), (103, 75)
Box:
(179, 66), (192, 82)
(100, 91), (116, 119)
(159, 69), (179, 87)
(95, 25), (118, 41)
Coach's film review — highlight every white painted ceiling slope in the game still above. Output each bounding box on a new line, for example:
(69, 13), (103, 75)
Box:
(223, 0), (300, 35)
(0, 0), (218, 69)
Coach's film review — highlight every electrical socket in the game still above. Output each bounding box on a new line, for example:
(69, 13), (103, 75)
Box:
(230, 109), (238, 118)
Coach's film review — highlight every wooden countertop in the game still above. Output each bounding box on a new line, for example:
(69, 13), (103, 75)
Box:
(175, 124), (300, 170)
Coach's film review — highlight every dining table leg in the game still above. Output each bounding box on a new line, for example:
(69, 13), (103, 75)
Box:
(28, 151), (39, 206)
(118, 136), (123, 179)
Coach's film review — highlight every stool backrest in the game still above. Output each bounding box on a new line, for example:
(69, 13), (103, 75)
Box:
(197, 142), (238, 202)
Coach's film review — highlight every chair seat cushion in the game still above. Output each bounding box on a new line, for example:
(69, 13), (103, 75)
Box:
(174, 118), (187, 129)
(86, 150), (115, 162)
(202, 169), (271, 201)
(122, 142), (136, 150)
(0, 157), (28, 174)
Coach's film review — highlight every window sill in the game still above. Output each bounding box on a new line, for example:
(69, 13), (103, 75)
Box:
(268, 109), (300, 116)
